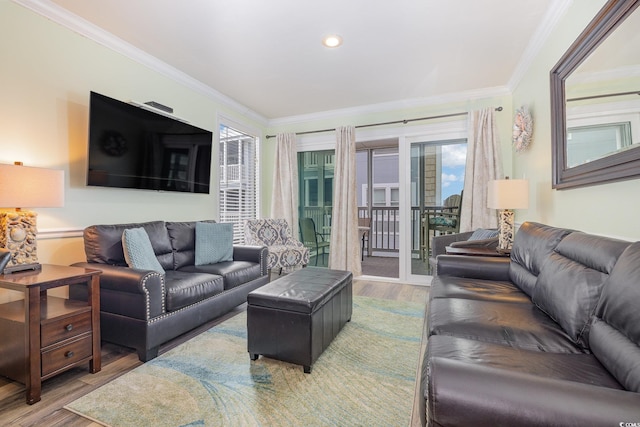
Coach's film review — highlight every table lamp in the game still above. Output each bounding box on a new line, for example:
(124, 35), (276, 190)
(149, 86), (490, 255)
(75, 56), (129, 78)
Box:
(487, 177), (529, 252)
(0, 162), (65, 273)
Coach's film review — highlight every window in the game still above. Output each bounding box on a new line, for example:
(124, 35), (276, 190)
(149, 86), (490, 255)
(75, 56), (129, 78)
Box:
(567, 122), (632, 167)
(219, 124), (259, 243)
(363, 184), (400, 207)
(566, 110), (640, 168)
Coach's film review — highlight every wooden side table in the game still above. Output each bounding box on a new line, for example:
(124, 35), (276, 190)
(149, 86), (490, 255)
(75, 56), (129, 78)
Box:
(445, 246), (510, 257)
(0, 264), (101, 404)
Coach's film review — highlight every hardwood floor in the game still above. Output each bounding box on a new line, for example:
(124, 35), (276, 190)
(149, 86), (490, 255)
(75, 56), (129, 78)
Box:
(0, 279), (429, 427)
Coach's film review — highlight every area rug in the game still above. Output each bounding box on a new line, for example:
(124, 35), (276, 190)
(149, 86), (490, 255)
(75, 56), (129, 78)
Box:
(65, 296), (424, 427)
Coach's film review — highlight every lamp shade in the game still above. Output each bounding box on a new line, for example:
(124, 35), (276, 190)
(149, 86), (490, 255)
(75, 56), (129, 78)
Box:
(0, 163), (64, 208)
(487, 179), (529, 210)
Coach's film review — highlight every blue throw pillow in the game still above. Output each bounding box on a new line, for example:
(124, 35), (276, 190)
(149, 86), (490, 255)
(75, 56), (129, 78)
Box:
(122, 227), (165, 274)
(195, 222), (234, 265)
(469, 228), (499, 240)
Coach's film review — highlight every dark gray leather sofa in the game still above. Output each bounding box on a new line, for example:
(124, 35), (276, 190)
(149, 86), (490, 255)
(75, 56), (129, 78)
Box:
(421, 221), (640, 426)
(70, 220), (269, 362)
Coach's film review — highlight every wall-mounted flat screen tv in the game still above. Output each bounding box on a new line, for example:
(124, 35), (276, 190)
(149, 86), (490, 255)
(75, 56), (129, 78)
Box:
(87, 91), (212, 194)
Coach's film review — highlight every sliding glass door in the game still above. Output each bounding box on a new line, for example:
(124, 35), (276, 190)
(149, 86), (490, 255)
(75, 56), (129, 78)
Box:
(356, 146), (400, 278)
(295, 120), (467, 282)
(409, 138), (467, 276)
(298, 150), (334, 266)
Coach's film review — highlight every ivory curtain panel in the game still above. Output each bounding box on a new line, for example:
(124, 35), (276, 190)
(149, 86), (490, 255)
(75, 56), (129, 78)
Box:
(328, 126), (362, 276)
(271, 132), (300, 238)
(460, 108), (503, 232)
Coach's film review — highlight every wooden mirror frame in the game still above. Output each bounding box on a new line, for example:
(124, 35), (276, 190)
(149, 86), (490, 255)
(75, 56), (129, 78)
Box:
(550, 0), (640, 189)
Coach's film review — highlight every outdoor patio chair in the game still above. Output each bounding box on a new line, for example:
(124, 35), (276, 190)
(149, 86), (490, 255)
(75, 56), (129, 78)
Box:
(299, 217), (330, 266)
(358, 217), (371, 261)
(421, 192), (463, 261)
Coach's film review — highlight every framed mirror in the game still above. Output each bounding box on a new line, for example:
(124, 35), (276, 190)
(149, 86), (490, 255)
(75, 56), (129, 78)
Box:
(550, 0), (640, 189)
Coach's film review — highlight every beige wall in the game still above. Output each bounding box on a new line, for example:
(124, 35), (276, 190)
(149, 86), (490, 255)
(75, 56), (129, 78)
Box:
(0, 2), (265, 272)
(512, 0), (640, 241)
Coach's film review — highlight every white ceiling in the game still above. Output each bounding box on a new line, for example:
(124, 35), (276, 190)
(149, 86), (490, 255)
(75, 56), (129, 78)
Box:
(28, 0), (569, 120)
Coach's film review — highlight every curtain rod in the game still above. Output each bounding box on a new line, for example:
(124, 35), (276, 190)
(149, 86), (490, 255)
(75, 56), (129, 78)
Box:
(567, 90), (640, 103)
(265, 106), (503, 139)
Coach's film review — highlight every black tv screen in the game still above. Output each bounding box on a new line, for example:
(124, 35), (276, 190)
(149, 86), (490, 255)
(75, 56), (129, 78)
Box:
(87, 91), (212, 193)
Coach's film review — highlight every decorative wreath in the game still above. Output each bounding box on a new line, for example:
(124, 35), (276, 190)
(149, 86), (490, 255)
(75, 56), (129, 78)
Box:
(512, 105), (533, 152)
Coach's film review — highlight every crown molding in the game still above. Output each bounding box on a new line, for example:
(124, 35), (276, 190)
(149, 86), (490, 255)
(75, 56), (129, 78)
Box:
(268, 86), (511, 127)
(11, 0), (269, 126)
(508, 0), (574, 91)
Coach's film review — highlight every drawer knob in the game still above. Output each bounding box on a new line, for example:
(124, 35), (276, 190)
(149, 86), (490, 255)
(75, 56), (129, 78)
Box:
(65, 351), (74, 358)
(65, 324), (73, 332)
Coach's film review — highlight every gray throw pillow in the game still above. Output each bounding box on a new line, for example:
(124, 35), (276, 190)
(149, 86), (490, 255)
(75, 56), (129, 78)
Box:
(195, 222), (234, 265)
(468, 228), (499, 240)
(122, 227), (165, 274)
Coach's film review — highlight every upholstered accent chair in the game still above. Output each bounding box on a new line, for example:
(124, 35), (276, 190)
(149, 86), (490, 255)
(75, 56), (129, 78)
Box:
(244, 219), (309, 274)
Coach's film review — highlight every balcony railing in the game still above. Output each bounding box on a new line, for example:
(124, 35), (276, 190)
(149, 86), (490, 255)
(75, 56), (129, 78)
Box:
(299, 206), (423, 254)
(220, 164), (240, 182)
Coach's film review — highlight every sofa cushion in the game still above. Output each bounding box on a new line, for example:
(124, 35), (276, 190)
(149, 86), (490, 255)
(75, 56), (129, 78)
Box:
(509, 222), (573, 296)
(166, 220), (216, 269)
(532, 232), (629, 349)
(181, 261), (262, 290)
(195, 222), (234, 265)
(265, 245), (308, 270)
(426, 335), (622, 389)
(590, 242), (640, 393)
(427, 297), (581, 353)
(84, 221), (174, 268)
(429, 276), (530, 304)
(164, 270), (224, 312)
(122, 228), (165, 274)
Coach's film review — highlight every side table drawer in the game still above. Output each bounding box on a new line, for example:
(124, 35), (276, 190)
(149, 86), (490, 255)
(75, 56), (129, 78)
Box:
(41, 311), (91, 347)
(41, 334), (92, 377)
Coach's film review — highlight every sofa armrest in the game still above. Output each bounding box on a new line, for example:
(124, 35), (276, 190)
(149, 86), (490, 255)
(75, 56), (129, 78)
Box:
(232, 245), (269, 276)
(71, 262), (165, 319)
(426, 358), (640, 427)
(435, 255), (511, 281)
(449, 236), (498, 249)
(431, 232), (474, 258)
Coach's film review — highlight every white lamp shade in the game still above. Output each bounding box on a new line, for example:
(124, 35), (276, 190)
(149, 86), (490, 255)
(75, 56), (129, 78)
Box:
(0, 163), (65, 208)
(487, 179), (529, 210)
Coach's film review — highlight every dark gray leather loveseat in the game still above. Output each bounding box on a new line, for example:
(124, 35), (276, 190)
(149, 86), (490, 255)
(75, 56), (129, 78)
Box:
(70, 220), (269, 362)
(421, 221), (640, 426)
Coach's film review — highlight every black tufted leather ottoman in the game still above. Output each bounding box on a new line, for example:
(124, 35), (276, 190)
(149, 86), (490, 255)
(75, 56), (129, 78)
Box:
(247, 267), (353, 373)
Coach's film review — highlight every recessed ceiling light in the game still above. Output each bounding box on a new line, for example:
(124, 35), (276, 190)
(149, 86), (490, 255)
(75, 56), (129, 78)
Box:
(322, 35), (343, 48)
